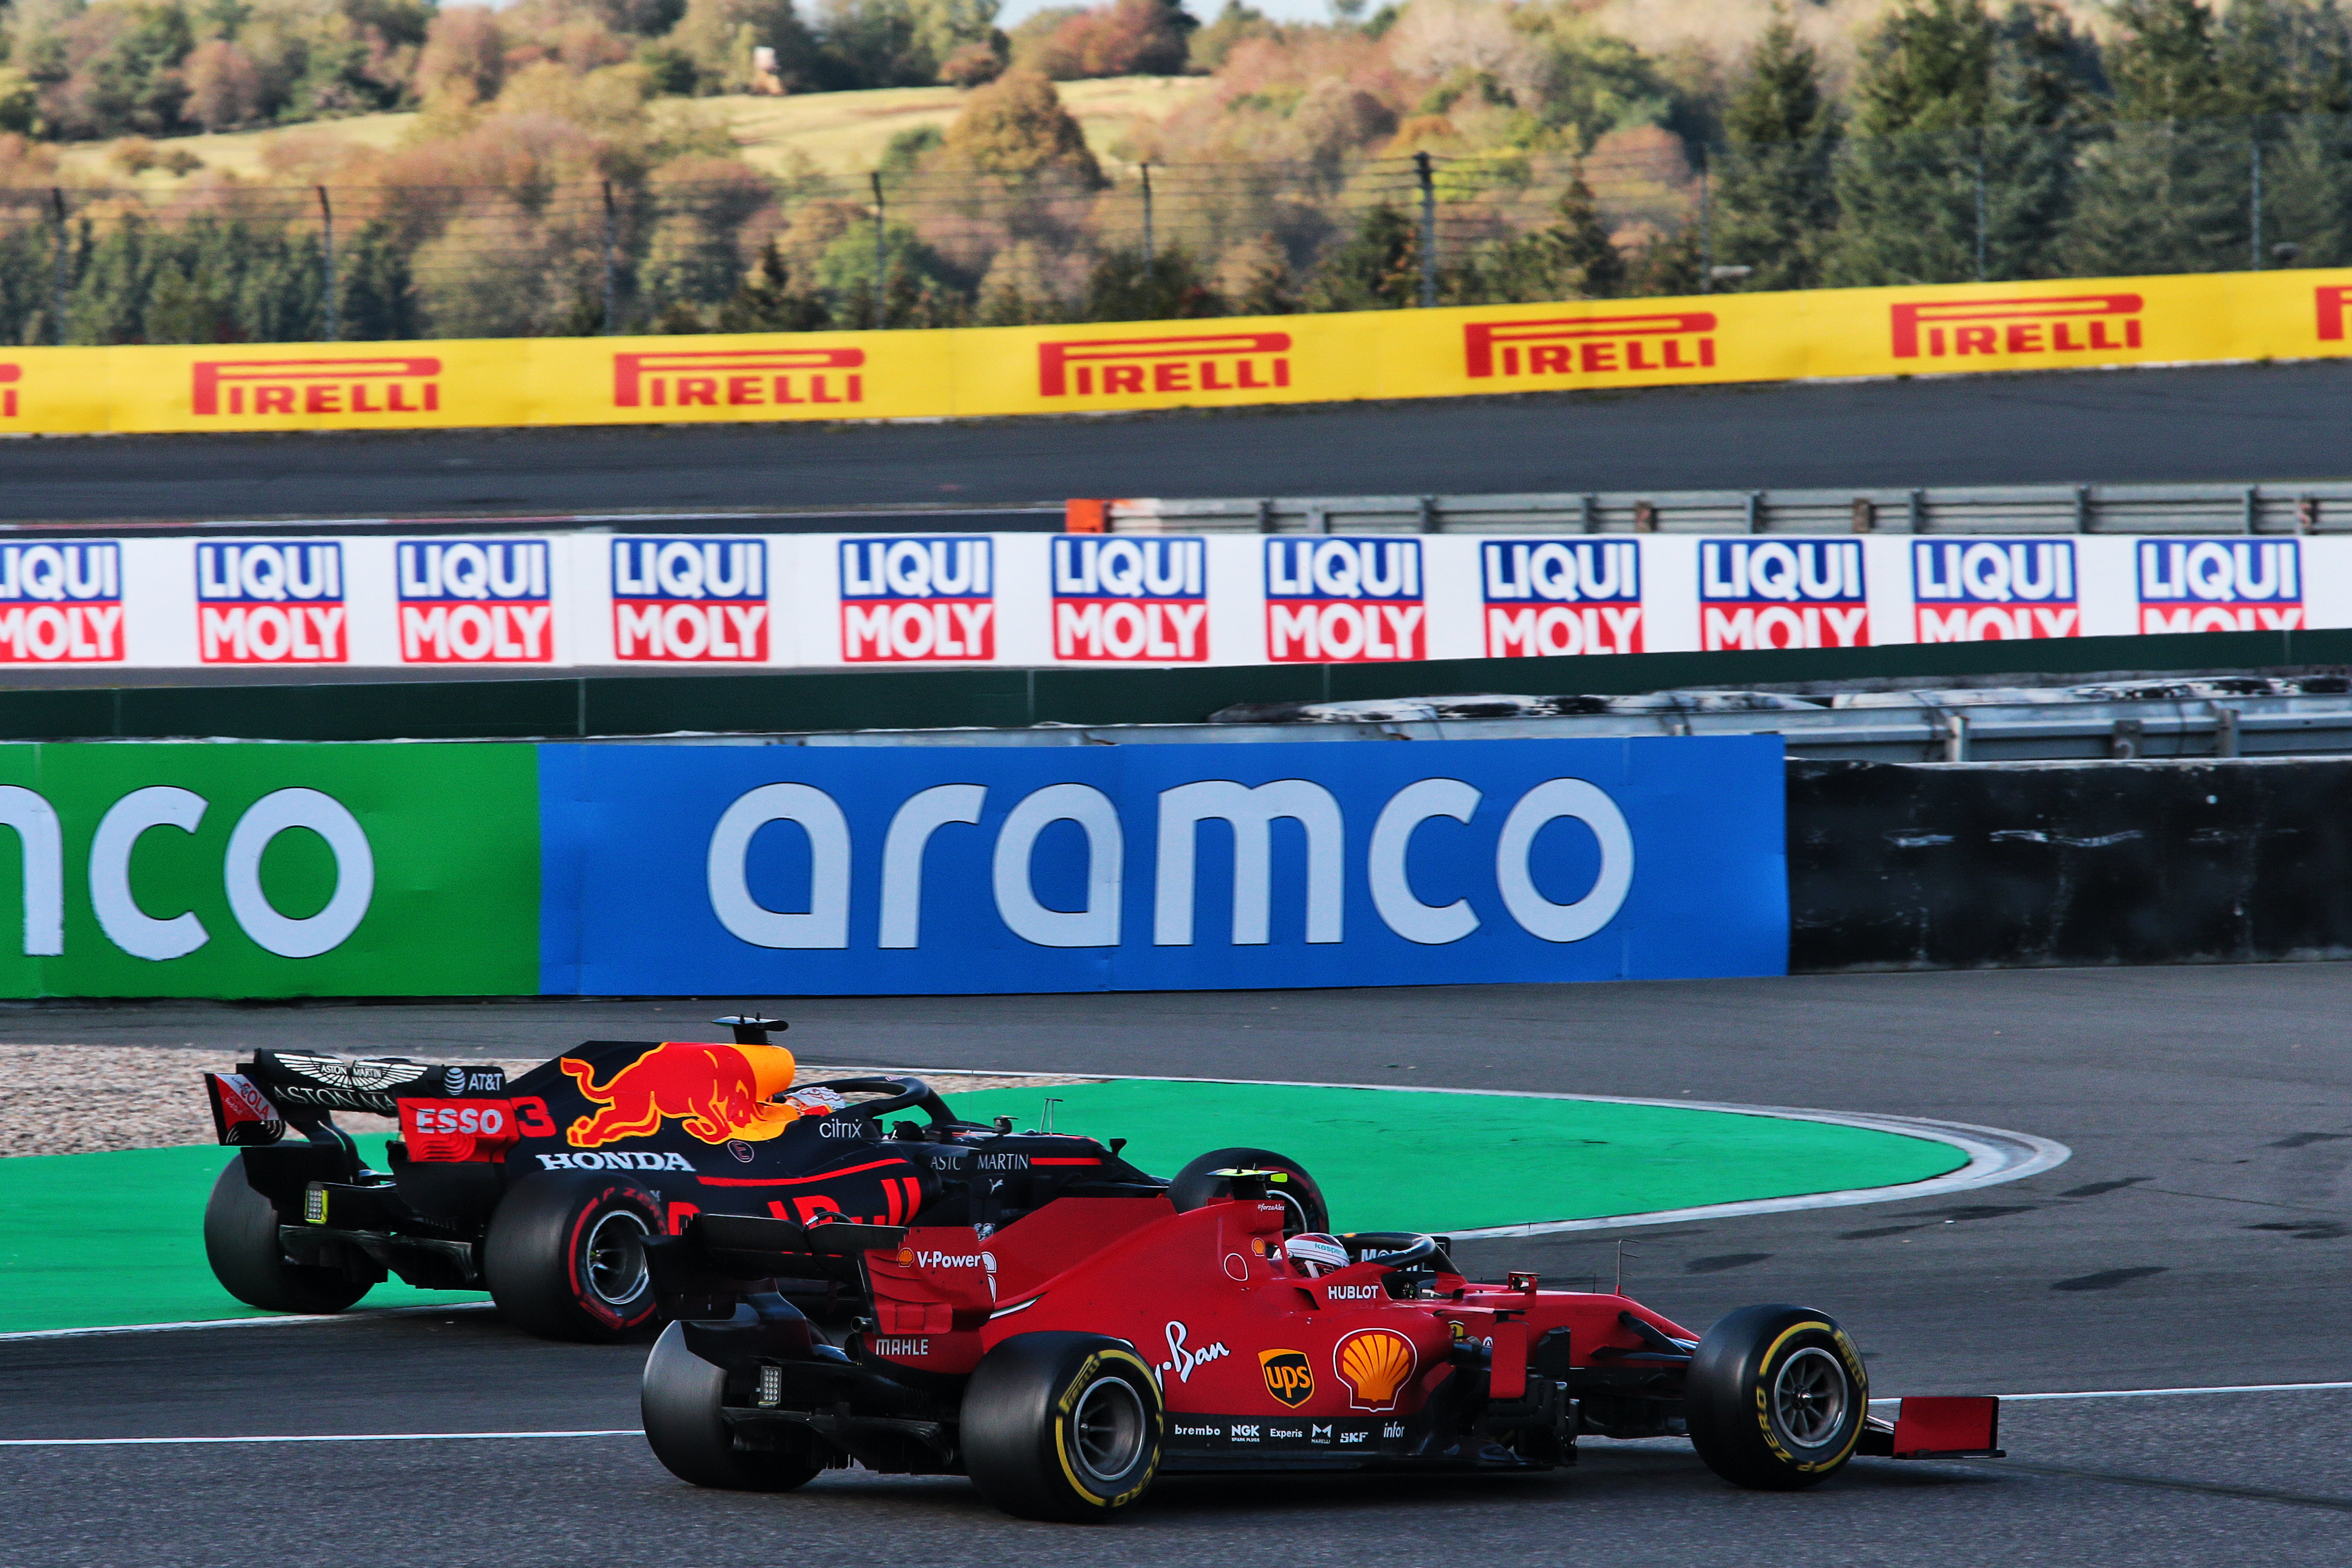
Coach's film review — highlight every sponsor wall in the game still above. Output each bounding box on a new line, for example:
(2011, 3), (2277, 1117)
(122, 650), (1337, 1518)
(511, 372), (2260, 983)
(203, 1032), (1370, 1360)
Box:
(0, 268), (2347, 434)
(0, 530), (2333, 671)
(0, 737), (1786, 997)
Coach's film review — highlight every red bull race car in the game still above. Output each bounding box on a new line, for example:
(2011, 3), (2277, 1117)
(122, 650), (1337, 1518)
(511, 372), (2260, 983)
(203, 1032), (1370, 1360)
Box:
(199, 1019), (1323, 1341)
(639, 1171), (2005, 1520)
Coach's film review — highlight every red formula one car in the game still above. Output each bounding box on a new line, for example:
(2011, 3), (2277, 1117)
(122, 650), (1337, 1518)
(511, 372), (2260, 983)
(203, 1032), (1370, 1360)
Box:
(641, 1171), (2004, 1520)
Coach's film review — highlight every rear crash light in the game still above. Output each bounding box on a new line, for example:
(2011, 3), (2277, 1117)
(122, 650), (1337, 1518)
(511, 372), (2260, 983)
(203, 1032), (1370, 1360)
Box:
(757, 1365), (783, 1407)
(304, 1182), (329, 1225)
(204, 1073), (285, 1147)
(397, 1098), (522, 1163)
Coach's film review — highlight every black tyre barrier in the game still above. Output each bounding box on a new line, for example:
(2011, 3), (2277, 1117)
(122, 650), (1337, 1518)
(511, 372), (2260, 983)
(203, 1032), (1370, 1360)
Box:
(1788, 755), (2352, 971)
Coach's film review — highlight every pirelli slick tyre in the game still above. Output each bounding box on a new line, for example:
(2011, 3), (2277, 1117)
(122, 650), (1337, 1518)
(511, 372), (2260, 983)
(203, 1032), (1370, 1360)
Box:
(1167, 1147), (1328, 1239)
(962, 1333), (1163, 1523)
(641, 1322), (825, 1492)
(202, 1160), (372, 1316)
(1685, 1304), (1868, 1490)
(483, 1169), (664, 1343)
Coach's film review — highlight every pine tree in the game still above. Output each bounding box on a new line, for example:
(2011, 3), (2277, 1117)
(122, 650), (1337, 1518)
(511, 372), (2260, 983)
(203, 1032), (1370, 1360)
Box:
(1710, 10), (1840, 291)
(1474, 172), (1627, 302)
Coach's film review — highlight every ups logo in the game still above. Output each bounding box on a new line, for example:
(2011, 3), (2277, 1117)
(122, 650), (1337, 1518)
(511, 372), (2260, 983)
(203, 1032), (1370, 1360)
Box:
(1260, 1348), (1315, 1408)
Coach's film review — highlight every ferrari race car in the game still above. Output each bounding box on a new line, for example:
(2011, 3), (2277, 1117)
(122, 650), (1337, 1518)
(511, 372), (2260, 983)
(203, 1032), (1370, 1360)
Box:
(198, 1018), (1325, 1341)
(640, 1171), (2005, 1521)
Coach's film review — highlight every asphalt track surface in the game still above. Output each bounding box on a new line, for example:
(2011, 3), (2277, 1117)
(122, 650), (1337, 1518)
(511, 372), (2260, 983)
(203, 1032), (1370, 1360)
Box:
(8, 359), (2352, 526)
(4, 963), (2351, 1565)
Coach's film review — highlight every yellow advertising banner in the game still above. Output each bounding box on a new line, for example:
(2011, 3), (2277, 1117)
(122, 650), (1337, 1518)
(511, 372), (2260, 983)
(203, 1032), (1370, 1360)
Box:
(4, 267), (2348, 436)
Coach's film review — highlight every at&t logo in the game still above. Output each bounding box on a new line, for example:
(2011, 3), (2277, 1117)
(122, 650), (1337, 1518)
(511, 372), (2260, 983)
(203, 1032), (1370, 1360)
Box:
(1914, 541), (2078, 642)
(612, 538), (768, 662)
(0, 543), (122, 663)
(841, 538), (994, 662)
(197, 543), (345, 664)
(1265, 539), (1423, 662)
(1481, 540), (1642, 657)
(2136, 539), (2301, 633)
(398, 540), (554, 663)
(1052, 536), (1207, 662)
(1699, 540), (1868, 651)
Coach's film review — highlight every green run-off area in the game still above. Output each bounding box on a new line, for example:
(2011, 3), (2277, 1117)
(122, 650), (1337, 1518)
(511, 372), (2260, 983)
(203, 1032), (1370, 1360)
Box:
(0, 1081), (1965, 1334)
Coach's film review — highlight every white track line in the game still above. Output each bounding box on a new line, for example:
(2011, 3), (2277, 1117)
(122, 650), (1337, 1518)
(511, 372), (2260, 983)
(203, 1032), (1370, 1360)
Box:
(0, 1303), (493, 1343)
(0, 1430), (640, 1447)
(0, 1073), (2066, 1342)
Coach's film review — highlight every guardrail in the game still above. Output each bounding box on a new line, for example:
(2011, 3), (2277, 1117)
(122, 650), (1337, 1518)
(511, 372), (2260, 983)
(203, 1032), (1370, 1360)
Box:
(1094, 480), (2352, 537)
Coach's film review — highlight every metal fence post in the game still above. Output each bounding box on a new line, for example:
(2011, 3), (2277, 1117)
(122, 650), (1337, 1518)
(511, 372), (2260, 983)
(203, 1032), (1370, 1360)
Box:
(2250, 126), (2264, 269)
(870, 171), (888, 326)
(49, 187), (68, 346)
(601, 181), (619, 334)
(1974, 142), (1988, 282)
(1698, 151), (1712, 293)
(316, 186), (336, 342)
(1141, 162), (1154, 267)
(1414, 150), (1436, 308)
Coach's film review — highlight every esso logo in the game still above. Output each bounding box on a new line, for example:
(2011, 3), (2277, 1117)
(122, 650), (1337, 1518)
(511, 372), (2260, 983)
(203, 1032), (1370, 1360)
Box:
(415, 1103), (506, 1136)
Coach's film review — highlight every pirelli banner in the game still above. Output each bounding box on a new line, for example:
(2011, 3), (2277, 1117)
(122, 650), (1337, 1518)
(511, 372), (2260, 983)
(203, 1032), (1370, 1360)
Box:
(0, 266), (2347, 434)
(0, 529), (2328, 672)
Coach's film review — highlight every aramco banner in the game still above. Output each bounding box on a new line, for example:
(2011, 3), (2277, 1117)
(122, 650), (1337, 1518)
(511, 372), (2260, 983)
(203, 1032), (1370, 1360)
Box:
(0, 736), (1785, 997)
(0, 531), (2330, 671)
(0, 267), (2346, 432)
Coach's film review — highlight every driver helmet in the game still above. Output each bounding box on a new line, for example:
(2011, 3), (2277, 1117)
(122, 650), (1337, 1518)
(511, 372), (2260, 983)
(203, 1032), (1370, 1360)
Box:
(1284, 1232), (1350, 1277)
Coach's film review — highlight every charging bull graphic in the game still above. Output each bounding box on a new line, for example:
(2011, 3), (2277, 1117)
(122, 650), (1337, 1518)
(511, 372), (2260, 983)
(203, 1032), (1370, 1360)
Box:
(562, 1042), (803, 1147)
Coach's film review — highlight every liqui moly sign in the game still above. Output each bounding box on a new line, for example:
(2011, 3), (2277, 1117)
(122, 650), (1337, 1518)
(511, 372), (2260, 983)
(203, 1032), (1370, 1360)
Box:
(398, 540), (554, 663)
(1052, 536), (1207, 662)
(1481, 540), (1642, 657)
(2136, 540), (2302, 633)
(1890, 294), (2142, 361)
(192, 356), (440, 416)
(0, 542), (122, 662)
(1700, 540), (1869, 651)
(1039, 332), (1289, 398)
(1914, 541), (2078, 642)
(197, 543), (346, 663)
(612, 538), (768, 662)
(1463, 311), (1716, 381)
(841, 538), (994, 662)
(611, 348), (863, 411)
(1264, 539), (1423, 662)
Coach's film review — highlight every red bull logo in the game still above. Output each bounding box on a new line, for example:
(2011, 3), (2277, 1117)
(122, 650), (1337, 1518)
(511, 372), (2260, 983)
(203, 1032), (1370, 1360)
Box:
(192, 355), (441, 416)
(1889, 294), (2141, 360)
(1463, 311), (1716, 380)
(562, 1042), (802, 1148)
(1039, 331), (1290, 398)
(612, 348), (864, 411)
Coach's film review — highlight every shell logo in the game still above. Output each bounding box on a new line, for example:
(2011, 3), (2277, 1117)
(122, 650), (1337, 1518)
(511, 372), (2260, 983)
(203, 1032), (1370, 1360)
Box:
(1333, 1328), (1418, 1412)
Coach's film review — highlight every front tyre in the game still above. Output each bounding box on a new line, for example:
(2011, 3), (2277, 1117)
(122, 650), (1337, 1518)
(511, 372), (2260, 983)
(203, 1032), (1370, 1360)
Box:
(641, 1322), (824, 1492)
(962, 1333), (1162, 1522)
(1685, 1303), (1867, 1490)
(1168, 1147), (1328, 1239)
(482, 1169), (664, 1342)
(202, 1160), (372, 1315)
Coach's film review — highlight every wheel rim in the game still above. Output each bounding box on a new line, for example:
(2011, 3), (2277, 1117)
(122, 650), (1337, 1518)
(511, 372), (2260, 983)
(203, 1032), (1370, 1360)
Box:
(583, 1209), (651, 1306)
(1770, 1346), (1850, 1450)
(1268, 1185), (1313, 1239)
(1069, 1375), (1147, 1485)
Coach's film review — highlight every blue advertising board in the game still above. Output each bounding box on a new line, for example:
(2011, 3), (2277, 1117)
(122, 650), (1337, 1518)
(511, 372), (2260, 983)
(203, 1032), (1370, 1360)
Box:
(538, 737), (1787, 996)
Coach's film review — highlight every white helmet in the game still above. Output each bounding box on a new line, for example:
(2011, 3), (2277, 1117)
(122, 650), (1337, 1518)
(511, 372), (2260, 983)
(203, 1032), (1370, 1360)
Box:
(1284, 1232), (1350, 1277)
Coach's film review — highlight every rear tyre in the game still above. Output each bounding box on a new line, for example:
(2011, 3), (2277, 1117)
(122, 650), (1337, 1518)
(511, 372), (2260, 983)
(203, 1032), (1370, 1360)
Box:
(962, 1332), (1162, 1522)
(202, 1160), (371, 1315)
(483, 1169), (664, 1342)
(1685, 1303), (1867, 1490)
(641, 1322), (825, 1492)
(1168, 1147), (1328, 1239)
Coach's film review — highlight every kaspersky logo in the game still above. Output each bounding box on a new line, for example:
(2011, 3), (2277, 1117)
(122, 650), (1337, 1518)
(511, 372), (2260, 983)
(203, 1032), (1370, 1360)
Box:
(612, 348), (863, 412)
(1039, 331), (1290, 398)
(1889, 294), (2142, 360)
(1464, 311), (1716, 379)
(192, 355), (440, 416)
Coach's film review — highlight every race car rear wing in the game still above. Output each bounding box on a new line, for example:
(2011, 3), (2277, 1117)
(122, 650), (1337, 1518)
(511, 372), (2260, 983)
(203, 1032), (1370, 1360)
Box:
(648, 1211), (908, 1320)
(203, 1050), (519, 1147)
